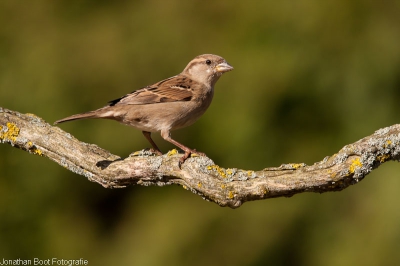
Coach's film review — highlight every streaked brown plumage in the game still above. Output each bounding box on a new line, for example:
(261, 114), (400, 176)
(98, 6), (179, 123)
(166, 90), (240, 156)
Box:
(55, 54), (233, 166)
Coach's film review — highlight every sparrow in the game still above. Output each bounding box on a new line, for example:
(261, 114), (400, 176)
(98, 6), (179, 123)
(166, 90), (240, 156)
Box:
(55, 54), (233, 166)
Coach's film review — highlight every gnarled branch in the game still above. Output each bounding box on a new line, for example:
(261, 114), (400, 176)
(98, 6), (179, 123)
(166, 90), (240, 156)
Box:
(1, 107), (399, 208)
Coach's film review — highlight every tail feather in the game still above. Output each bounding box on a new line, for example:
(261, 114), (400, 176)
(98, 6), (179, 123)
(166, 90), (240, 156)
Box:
(54, 111), (99, 124)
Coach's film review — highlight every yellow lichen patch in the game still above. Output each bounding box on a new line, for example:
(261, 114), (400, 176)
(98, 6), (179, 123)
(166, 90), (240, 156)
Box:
(0, 122), (20, 142)
(217, 168), (226, 178)
(31, 147), (43, 156)
(384, 140), (392, 148)
(167, 149), (178, 156)
(247, 170), (254, 177)
(182, 185), (187, 190)
(228, 191), (234, 199)
(207, 165), (227, 178)
(290, 163), (304, 169)
(197, 182), (202, 188)
(327, 169), (336, 178)
(349, 158), (363, 173)
(24, 141), (44, 156)
(226, 169), (233, 176)
(221, 184), (226, 189)
(131, 151), (141, 156)
(377, 154), (390, 163)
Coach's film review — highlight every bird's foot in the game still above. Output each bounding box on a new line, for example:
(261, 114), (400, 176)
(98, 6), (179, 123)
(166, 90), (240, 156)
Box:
(178, 149), (206, 168)
(148, 148), (163, 156)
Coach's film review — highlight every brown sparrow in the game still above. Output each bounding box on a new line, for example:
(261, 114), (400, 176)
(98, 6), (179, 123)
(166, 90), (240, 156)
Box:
(55, 54), (233, 166)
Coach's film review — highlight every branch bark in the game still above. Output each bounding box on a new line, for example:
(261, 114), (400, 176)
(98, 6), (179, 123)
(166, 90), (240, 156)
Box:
(1, 107), (400, 208)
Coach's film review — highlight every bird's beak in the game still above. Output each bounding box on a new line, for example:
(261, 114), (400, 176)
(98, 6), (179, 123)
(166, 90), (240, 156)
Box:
(215, 62), (234, 73)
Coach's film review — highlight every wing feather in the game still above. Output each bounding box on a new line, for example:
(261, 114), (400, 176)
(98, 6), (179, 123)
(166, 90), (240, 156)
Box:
(108, 75), (194, 106)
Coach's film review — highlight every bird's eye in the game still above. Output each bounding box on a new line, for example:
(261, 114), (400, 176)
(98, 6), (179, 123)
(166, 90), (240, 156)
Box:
(205, 59), (211, 65)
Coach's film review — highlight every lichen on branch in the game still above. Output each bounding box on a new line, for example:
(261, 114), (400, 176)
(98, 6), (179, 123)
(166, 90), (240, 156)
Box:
(1, 107), (400, 208)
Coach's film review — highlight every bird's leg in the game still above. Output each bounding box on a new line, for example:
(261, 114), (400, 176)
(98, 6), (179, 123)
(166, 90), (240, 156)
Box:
(161, 130), (206, 167)
(142, 131), (162, 155)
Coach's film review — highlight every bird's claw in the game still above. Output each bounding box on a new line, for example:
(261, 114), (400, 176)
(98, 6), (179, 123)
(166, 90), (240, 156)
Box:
(178, 149), (206, 168)
(148, 148), (163, 156)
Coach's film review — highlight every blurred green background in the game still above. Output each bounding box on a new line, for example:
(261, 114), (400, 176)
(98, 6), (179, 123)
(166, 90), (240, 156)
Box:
(1, 1), (400, 265)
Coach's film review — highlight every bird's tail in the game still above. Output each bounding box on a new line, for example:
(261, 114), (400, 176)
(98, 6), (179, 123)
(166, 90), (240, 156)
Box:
(54, 110), (100, 124)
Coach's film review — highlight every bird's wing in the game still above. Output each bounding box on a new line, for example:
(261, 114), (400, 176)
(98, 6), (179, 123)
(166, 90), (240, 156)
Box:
(108, 75), (195, 106)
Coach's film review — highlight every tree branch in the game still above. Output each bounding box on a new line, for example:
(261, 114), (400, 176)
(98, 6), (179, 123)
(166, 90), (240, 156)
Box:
(1, 107), (399, 208)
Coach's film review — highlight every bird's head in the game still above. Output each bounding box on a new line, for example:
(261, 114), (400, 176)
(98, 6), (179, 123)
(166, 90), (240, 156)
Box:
(183, 54), (233, 86)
